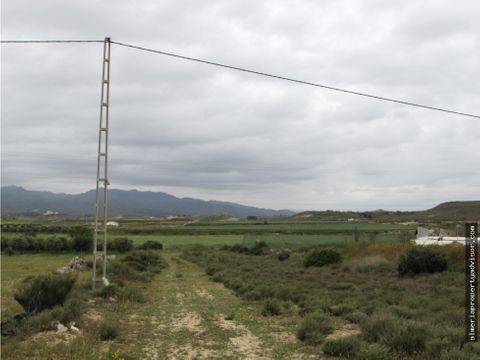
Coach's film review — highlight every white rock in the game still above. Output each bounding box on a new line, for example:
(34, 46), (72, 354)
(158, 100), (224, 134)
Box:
(56, 323), (68, 333)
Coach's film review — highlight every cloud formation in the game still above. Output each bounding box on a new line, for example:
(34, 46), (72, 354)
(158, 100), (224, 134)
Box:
(2, 0), (480, 211)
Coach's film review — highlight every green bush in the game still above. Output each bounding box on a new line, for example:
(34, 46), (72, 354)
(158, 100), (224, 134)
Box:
(329, 303), (354, 316)
(121, 250), (167, 273)
(304, 248), (342, 267)
(386, 321), (428, 355)
(99, 322), (118, 341)
(348, 256), (393, 273)
(397, 248), (448, 276)
(344, 310), (368, 324)
(94, 284), (119, 299)
(297, 311), (334, 344)
(361, 313), (397, 343)
(277, 250), (290, 261)
(118, 286), (146, 303)
(322, 336), (361, 358)
(44, 236), (70, 252)
(69, 225), (92, 252)
(226, 244), (249, 253)
(138, 240), (163, 250)
(111, 237), (133, 253)
(262, 298), (283, 316)
(358, 343), (391, 360)
(14, 273), (76, 314)
(362, 313), (428, 355)
(1, 236), (10, 250)
(249, 241), (269, 256)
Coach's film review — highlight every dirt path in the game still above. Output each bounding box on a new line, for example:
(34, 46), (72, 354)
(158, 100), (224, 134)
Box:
(126, 253), (315, 360)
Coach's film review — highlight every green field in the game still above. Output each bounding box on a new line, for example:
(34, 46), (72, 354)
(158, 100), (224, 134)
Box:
(120, 234), (244, 247)
(184, 220), (415, 231)
(1, 253), (81, 319)
(242, 233), (410, 248)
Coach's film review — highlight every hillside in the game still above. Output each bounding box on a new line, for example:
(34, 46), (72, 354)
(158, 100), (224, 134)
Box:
(293, 201), (480, 221)
(0, 186), (294, 217)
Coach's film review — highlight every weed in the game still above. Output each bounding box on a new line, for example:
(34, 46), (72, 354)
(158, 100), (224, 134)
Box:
(14, 273), (76, 313)
(99, 322), (119, 341)
(262, 298), (284, 316)
(111, 237), (134, 253)
(297, 311), (333, 344)
(322, 335), (361, 358)
(344, 310), (368, 324)
(397, 248), (448, 276)
(138, 240), (163, 250)
(358, 343), (391, 360)
(304, 248), (342, 267)
(118, 286), (146, 303)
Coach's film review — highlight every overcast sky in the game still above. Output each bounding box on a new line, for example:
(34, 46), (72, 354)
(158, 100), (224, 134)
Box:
(2, 0), (479, 211)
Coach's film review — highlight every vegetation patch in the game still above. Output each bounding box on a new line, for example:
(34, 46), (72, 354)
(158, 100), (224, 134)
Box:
(296, 311), (334, 344)
(110, 237), (134, 253)
(322, 335), (361, 358)
(99, 321), (119, 341)
(14, 273), (77, 314)
(137, 240), (163, 250)
(397, 247), (448, 276)
(303, 248), (342, 267)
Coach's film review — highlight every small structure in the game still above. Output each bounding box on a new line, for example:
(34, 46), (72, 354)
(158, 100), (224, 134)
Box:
(106, 221), (119, 227)
(56, 257), (87, 274)
(414, 227), (466, 246)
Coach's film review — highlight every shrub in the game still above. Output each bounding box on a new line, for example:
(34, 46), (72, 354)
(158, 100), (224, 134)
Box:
(358, 343), (391, 360)
(397, 248), (448, 276)
(45, 236), (70, 252)
(11, 236), (29, 252)
(1, 236), (10, 250)
(14, 273), (76, 314)
(69, 225), (92, 252)
(277, 251), (290, 261)
(297, 311), (334, 344)
(361, 313), (397, 343)
(121, 250), (167, 273)
(262, 298), (284, 316)
(111, 237), (133, 253)
(386, 321), (428, 355)
(362, 313), (428, 355)
(94, 284), (119, 299)
(249, 241), (269, 256)
(138, 240), (163, 250)
(348, 256), (393, 273)
(323, 336), (361, 358)
(344, 310), (368, 324)
(329, 303), (354, 316)
(304, 248), (342, 267)
(4, 247), (14, 256)
(99, 322), (118, 341)
(118, 286), (146, 303)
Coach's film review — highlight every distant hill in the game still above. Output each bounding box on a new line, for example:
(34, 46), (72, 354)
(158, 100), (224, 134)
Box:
(0, 186), (294, 218)
(293, 201), (480, 222)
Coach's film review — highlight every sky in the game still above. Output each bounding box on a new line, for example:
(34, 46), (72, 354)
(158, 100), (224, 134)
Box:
(1, 0), (479, 211)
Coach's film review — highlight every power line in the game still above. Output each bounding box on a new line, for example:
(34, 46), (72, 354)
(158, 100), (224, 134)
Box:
(2, 38), (479, 119)
(1, 39), (104, 43)
(111, 41), (480, 119)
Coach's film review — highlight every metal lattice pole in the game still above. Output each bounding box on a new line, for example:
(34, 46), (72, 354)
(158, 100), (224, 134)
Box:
(93, 37), (111, 289)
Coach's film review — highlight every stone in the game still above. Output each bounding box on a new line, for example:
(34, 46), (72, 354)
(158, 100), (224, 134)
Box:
(55, 256), (87, 274)
(56, 322), (68, 333)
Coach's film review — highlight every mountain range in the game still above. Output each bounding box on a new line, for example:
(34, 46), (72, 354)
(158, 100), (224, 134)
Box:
(0, 186), (294, 217)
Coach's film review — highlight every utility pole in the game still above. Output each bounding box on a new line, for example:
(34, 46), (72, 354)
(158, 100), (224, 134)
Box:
(92, 37), (111, 289)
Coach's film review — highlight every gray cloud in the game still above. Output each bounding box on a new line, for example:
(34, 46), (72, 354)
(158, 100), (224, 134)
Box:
(2, 0), (480, 211)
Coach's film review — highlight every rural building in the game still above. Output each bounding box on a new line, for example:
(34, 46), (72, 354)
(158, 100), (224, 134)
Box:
(414, 227), (466, 246)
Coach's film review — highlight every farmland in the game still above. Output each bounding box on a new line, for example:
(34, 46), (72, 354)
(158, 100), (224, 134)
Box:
(1, 217), (477, 359)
